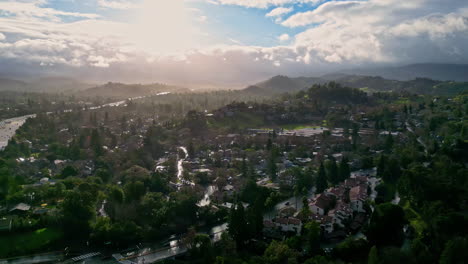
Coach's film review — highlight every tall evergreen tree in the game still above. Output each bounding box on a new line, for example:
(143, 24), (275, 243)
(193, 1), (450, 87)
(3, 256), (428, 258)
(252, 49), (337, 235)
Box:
(228, 202), (248, 248)
(328, 158), (339, 185)
(316, 162), (328, 193)
(339, 157), (351, 181)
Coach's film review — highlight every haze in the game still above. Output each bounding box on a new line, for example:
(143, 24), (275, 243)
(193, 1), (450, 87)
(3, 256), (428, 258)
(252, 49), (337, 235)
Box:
(0, 0), (467, 88)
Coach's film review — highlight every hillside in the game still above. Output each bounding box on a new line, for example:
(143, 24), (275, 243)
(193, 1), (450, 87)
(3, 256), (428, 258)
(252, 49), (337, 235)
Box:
(83, 82), (189, 99)
(343, 63), (468, 82)
(0, 78), (28, 92)
(244, 74), (468, 96)
(32, 77), (92, 93)
(0, 77), (92, 93)
(253, 75), (324, 93)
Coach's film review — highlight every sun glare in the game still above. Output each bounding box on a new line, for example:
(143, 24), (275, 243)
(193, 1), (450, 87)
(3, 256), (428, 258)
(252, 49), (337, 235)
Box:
(129, 0), (196, 55)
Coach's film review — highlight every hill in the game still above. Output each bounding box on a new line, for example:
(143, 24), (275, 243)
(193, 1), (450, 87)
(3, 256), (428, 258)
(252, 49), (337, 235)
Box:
(32, 77), (92, 93)
(343, 63), (468, 82)
(0, 77), (92, 93)
(0, 78), (28, 92)
(244, 74), (468, 96)
(249, 75), (325, 93)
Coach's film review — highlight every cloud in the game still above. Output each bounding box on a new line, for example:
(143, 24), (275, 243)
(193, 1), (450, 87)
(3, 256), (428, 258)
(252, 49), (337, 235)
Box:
(97, 0), (139, 10)
(208, 0), (322, 9)
(0, 1), (99, 21)
(0, 0), (467, 87)
(282, 0), (468, 65)
(278, 33), (290, 41)
(266, 7), (293, 17)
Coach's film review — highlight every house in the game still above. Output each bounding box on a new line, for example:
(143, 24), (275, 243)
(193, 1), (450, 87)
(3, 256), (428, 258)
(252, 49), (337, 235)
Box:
(328, 202), (353, 227)
(326, 186), (347, 201)
(350, 184), (368, 212)
(309, 193), (335, 215)
(223, 184), (235, 197)
(9, 203), (31, 214)
(278, 206), (297, 218)
(320, 216), (334, 233)
(274, 217), (303, 235)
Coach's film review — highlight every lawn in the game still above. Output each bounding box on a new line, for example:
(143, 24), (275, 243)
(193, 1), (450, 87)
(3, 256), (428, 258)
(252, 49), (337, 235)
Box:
(0, 228), (63, 258)
(279, 124), (322, 130)
(208, 112), (265, 130)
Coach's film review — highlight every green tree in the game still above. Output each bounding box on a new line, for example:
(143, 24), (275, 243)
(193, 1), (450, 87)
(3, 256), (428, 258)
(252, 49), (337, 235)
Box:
(368, 246), (379, 264)
(228, 202), (248, 248)
(124, 181), (145, 202)
(190, 234), (214, 264)
(316, 162), (328, 193)
(327, 159), (339, 185)
(367, 203), (406, 247)
(303, 221), (321, 256)
(90, 129), (103, 156)
(338, 157), (350, 182)
(263, 240), (299, 264)
(61, 190), (95, 238)
(439, 237), (468, 264)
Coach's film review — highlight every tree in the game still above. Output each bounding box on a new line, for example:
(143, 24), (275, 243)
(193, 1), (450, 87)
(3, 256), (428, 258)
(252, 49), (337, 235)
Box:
(303, 221), (321, 256)
(439, 237), (468, 264)
(95, 168), (111, 183)
(124, 181), (145, 202)
(267, 149), (278, 181)
(368, 246), (379, 264)
(61, 190), (95, 238)
(334, 238), (370, 262)
(384, 133), (394, 152)
(263, 240), (299, 264)
(108, 186), (125, 204)
(338, 157), (350, 181)
(327, 159), (339, 185)
(301, 196), (311, 216)
(316, 162), (328, 193)
(382, 157), (401, 183)
(376, 155), (386, 178)
(61, 165), (78, 178)
(228, 202), (248, 248)
(190, 234), (214, 264)
(247, 197), (265, 238)
(367, 203), (406, 247)
(90, 129), (103, 156)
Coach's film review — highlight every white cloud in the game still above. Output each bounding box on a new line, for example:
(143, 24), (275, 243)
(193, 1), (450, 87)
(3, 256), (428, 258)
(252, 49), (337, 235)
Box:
(266, 7), (293, 17)
(0, 0), (467, 87)
(209, 0), (322, 9)
(0, 1), (99, 21)
(278, 33), (290, 41)
(97, 0), (139, 10)
(198, 15), (208, 22)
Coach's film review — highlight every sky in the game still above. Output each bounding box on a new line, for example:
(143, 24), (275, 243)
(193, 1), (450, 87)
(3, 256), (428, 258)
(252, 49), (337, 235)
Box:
(0, 0), (467, 87)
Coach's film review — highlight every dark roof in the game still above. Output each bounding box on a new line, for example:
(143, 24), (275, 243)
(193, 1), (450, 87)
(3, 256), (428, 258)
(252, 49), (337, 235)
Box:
(311, 194), (335, 210)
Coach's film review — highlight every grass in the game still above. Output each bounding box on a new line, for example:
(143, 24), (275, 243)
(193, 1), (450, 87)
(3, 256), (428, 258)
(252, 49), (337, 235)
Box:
(280, 124), (322, 130)
(395, 98), (410, 105)
(208, 112), (265, 130)
(0, 228), (63, 258)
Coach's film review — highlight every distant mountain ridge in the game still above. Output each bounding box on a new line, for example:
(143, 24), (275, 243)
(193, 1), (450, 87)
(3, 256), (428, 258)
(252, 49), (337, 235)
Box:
(341, 63), (468, 82)
(246, 73), (468, 96)
(0, 77), (92, 93)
